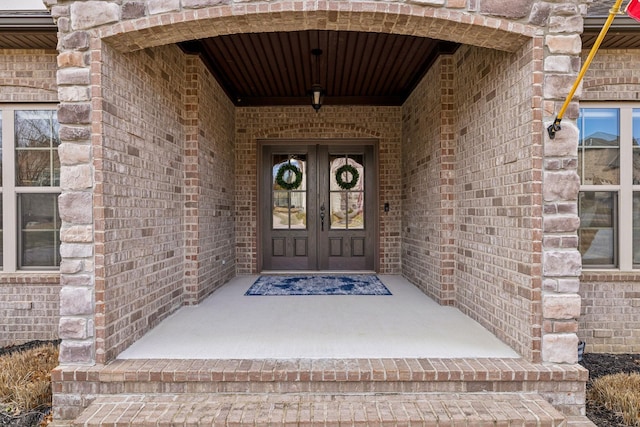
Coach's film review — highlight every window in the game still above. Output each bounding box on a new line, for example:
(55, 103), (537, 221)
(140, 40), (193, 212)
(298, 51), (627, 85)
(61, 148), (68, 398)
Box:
(0, 106), (60, 271)
(578, 104), (640, 269)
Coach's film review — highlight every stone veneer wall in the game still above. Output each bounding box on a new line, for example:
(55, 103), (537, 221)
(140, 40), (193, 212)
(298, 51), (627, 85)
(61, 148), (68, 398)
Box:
(235, 106), (402, 274)
(578, 49), (640, 353)
(0, 49), (59, 347)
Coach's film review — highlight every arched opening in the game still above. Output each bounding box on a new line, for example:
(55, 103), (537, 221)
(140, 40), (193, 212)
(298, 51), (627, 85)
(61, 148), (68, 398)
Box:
(79, 5), (543, 364)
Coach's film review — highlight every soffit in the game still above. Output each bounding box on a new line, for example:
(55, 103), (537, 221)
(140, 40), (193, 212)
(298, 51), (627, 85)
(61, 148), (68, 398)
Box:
(0, 12), (57, 49)
(583, 0), (640, 49)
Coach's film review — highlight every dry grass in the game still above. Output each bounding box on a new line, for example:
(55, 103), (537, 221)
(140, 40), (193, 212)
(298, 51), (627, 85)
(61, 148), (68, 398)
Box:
(0, 342), (58, 414)
(588, 372), (640, 426)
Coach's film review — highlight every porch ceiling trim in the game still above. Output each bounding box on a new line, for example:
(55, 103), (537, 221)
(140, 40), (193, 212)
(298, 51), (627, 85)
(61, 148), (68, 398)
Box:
(0, 12), (57, 49)
(583, 16), (640, 49)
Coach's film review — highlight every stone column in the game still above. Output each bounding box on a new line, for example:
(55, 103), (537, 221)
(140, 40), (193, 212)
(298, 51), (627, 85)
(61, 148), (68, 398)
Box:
(540, 1), (587, 364)
(47, 0), (121, 365)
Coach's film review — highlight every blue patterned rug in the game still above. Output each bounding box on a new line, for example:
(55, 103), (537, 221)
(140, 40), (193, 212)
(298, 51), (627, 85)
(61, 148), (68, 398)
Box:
(245, 275), (392, 296)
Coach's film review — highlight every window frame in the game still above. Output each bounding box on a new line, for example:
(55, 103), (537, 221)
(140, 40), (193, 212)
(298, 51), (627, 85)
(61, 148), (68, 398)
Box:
(0, 104), (60, 273)
(579, 102), (638, 271)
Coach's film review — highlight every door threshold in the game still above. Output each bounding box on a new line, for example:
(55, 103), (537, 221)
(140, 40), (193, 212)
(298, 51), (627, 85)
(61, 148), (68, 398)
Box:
(260, 270), (377, 275)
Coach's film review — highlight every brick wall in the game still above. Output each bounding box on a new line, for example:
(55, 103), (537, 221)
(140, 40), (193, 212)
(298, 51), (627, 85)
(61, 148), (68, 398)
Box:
(453, 43), (543, 361)
(0, 275), (60, 347)
(403, 42), (545, 361)
(92, 43), (237, 362)
(235, 106), (402, 274)
(582, 49), (640, 101)
(183, 57), (236, 304)
(0, 49), (59, 347)
(97, 43), (188, 362)
(579, 273), (640, 353)
(578, 48), (640, 353)
(401, 56), (456, 305)
(0, 49), (57, 102)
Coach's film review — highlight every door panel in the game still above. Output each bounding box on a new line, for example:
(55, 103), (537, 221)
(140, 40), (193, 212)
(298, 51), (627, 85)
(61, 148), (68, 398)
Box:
(261, 145), (317, 270)
(318, 145), (375, 270)
(261, 142), (376, 271)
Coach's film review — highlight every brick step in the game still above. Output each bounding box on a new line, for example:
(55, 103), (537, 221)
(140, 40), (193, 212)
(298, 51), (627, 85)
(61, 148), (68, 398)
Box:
(55, 358), (588, 394)
(74, 392), (567, 426)
(53, 358), (590, 421)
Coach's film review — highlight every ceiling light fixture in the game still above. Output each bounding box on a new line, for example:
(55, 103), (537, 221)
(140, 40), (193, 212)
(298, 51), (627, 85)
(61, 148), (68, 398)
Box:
(310, 48), (324, 112)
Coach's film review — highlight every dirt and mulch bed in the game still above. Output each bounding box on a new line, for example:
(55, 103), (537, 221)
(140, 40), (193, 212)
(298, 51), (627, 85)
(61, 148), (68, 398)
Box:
(0, 341), (639, 426)
(580, 352), (640, 426)
(0, 340), (59, 427)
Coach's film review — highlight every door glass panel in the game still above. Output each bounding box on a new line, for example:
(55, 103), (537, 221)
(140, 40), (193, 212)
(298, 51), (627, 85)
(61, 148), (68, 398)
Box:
(329, 154), (364, 230)
(578, 108), (620, 185)
(272, 154), (307, 230)
(347, 192), (364, 229)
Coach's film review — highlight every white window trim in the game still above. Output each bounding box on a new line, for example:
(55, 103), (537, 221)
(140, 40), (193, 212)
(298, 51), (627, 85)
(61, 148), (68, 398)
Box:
(1, 104), (60, 273)
(580, 102), (639, 271)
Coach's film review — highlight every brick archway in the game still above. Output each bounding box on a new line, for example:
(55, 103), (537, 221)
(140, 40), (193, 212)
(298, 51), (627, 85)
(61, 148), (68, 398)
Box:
(83, 2), (536, 54)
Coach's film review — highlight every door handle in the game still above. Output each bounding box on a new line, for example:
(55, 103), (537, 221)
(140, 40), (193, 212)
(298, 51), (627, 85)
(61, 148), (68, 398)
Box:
(320, 203), (325, 231)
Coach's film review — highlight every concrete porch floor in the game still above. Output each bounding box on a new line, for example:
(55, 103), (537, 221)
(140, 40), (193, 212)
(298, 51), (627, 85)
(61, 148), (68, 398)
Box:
(118, 275), (520, 359)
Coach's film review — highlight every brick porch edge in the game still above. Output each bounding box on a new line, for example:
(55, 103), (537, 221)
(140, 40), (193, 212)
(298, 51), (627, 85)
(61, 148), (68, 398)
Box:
(52, 357), (589, 422)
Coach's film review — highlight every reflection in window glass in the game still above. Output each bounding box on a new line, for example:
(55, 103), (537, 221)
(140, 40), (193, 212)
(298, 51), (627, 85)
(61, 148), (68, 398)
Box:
(0, 199), (3, 268)
(0, 112), (3, 186)
(578, 191), (616, 266)
(634, 109), (640, 184)
(346, 192), (364, 229)
(20, 194), (60, 268)
(272, 154), (307, 230)
(330, 154), (364, 230)
(634, 193), (640, 266)
(15, 110), (60, 186)
(578, 108), (620, 185)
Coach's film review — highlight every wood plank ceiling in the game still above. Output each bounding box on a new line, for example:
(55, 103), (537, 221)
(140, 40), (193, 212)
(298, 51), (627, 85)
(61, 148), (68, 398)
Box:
(180, 31), (459, 107)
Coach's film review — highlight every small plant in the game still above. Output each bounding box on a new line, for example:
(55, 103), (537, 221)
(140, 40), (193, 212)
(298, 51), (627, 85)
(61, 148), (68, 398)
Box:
(0, 342), (58, 416)
(588, 372), (640, 426)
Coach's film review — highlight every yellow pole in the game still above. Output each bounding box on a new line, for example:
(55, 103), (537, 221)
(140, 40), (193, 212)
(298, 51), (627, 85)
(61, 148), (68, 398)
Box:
(547, 0), (626, 139)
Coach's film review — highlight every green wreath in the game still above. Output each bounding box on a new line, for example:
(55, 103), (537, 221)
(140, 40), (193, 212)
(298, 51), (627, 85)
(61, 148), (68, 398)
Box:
(275, 163), (303, 190)
(335, 164), (360, 190)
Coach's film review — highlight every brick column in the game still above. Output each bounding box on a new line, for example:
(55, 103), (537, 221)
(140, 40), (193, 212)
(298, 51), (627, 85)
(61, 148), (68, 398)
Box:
(183, 54), (200, 305)
(540, 1), (587, 363)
